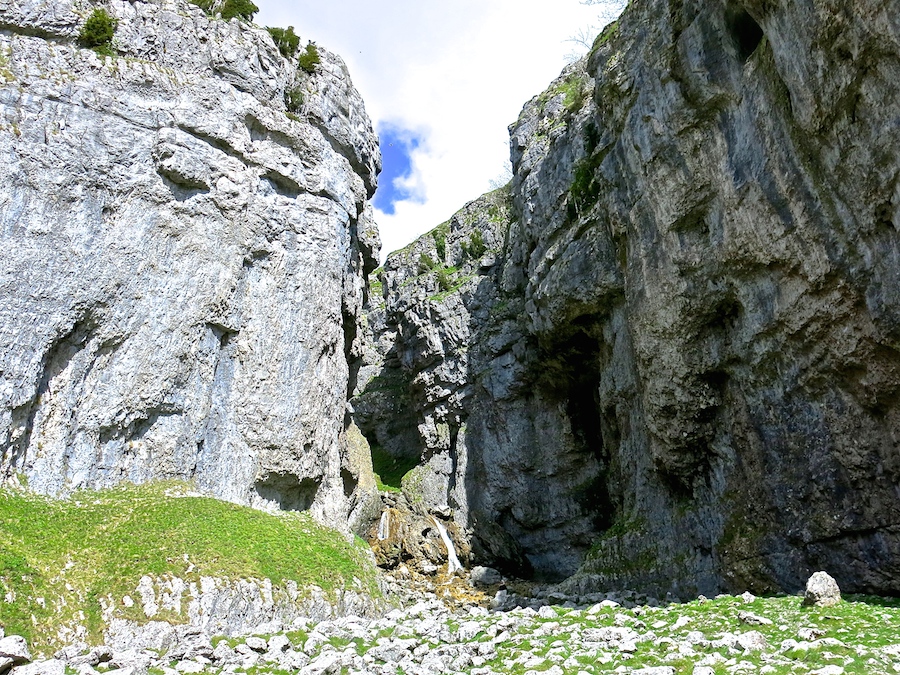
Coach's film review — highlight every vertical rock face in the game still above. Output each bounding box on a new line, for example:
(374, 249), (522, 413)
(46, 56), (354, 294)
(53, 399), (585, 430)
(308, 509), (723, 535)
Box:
(0, 0), (381, 530)
(357, 0), (900, 594)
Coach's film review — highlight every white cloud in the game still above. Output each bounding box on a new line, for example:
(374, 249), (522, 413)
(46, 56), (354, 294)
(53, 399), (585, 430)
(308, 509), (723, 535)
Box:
(255, 0), (620, 259)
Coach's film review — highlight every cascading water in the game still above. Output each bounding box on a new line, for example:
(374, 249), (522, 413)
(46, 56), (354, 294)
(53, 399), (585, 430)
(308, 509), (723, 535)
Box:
(430, 516), (463, 574)
(378, 510), (390, 541)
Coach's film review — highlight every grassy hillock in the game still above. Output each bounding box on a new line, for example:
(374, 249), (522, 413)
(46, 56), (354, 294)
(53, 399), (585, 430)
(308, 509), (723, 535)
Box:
(0, 481), (378, 653)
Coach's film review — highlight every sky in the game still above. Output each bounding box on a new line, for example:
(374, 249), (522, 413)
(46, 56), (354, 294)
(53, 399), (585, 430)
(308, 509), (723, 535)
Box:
(255, 0), (625, 259)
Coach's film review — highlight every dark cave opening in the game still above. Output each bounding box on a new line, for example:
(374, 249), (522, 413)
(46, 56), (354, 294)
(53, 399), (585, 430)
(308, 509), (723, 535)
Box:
(341, 467), (357, 498)
(539, 318), (618, 546)
(563, 332), (616, 533)
(728, 9), (764, 62)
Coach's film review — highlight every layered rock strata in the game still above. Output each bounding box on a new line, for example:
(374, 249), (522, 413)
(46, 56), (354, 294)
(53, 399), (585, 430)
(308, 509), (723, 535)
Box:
(356, 0), (900, 595)
(0, 0), (381, 530)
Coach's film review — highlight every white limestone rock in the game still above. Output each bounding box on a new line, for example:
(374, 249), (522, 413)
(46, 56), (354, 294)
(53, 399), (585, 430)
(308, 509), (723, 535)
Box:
(803, 571), (842, 607)
(0, 635), (30, 664)
(0, 0), (380, 530)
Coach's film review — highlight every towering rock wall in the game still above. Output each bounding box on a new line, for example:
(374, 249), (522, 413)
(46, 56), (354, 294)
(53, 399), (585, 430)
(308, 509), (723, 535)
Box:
(0, 0), (381, 530)
(356, 0), (900, 595)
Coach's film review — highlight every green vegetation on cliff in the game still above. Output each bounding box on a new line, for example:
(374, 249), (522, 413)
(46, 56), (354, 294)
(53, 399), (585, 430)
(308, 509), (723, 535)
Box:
(78, 9), (118, 56)
(266, 25), (300, 58)
(0, 482), (377, 653)
(190, 0), (258, 22)
(298, 42), (321, 74)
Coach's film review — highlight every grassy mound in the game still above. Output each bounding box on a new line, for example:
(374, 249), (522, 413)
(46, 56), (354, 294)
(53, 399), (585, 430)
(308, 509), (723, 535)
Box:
(370, 445), (419, 493)
(0, 482), (378, 652)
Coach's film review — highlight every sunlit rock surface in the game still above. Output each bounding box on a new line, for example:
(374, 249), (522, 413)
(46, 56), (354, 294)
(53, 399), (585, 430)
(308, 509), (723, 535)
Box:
(0, 0), (381, 529)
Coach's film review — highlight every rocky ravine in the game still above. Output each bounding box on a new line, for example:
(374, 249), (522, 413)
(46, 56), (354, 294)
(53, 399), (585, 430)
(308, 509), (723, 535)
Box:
(354, 0), (900, 597)
(0, 0), (381, 531)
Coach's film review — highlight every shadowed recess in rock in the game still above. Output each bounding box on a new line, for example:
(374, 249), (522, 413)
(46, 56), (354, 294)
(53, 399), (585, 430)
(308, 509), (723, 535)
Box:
(255, 473), (321, 512)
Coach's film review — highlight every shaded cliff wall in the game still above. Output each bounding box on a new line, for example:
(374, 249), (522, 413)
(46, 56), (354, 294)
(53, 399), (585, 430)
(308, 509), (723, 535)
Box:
(355, 0), (900, 594)
(0, 0), (381, 531)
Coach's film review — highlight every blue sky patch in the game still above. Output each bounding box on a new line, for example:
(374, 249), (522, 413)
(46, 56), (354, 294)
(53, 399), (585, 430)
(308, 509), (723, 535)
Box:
(374, 125), (424, 215)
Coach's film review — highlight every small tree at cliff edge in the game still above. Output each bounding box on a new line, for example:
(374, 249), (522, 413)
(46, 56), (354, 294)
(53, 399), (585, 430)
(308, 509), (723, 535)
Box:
(267, 25), (301, 58)
(190, 0), (258, 22)
(298, 42), (320, 73)
(219, 0), (258, 21)
(78, 9), (118, 55)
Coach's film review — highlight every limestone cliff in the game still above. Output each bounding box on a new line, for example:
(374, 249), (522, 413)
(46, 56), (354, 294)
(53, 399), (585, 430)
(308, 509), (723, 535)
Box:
(355, 0), (900, 595)
(0, 0), (381, 531)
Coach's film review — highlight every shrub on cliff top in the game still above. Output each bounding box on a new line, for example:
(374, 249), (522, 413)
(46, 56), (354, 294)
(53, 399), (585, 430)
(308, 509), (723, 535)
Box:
(78, 8), (118, 55)
(267, 25), (301, 58)
(190, 0), (258, 22)
(220, 0), (258, 22)
(298, 41), (321, 73)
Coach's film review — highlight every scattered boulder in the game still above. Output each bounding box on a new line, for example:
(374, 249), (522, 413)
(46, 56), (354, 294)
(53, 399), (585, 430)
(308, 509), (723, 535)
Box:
(803, 571), (841, 607)
(0, 636), (30, 666)
(798, 626), (827, 640)
(243, 636), (268, 653)
(809, 666), (845, 675)
(738, 610), (773, 626)
(110, 667), (148, 675)
(266, 635), (291, 654)
(174, 661), (204, 673)
(68, 645), (112, 667)
(70, 665), (98, 675)
(9, 660), (64, 675)
(469, 566), (503, 587)
(737, 631), (769, 652)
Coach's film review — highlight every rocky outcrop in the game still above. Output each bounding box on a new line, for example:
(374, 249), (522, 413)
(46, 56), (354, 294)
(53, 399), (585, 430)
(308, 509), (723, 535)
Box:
(0, 0), (381, 528)
(102, 574), (382, 651)
(355, 0), (900, 596)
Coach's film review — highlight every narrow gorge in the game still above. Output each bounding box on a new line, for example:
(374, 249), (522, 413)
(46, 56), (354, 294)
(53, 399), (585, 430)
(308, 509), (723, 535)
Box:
(1, 0), (900, 666)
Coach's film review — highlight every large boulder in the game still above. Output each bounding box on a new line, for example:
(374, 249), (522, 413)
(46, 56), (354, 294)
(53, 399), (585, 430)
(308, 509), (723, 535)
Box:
(0, 635), (31, 666)
(803, 571), (841, 607)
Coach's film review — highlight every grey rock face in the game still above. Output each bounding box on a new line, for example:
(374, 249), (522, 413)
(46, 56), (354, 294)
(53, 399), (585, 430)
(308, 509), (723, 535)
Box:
(357, 0), (900, 594)
(0, 0), (380, 528)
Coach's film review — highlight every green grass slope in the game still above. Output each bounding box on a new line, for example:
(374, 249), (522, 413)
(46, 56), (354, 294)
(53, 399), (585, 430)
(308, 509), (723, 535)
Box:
(0, 481), (378, 653)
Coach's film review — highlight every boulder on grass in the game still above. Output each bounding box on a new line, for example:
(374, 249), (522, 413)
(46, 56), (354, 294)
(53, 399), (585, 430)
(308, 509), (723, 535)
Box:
(803, 571), (841, 607)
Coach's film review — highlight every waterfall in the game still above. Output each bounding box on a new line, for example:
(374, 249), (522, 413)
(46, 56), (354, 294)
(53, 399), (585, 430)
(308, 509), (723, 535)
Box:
(377, 510), (390, 540)
(430, 516), (463, 574)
